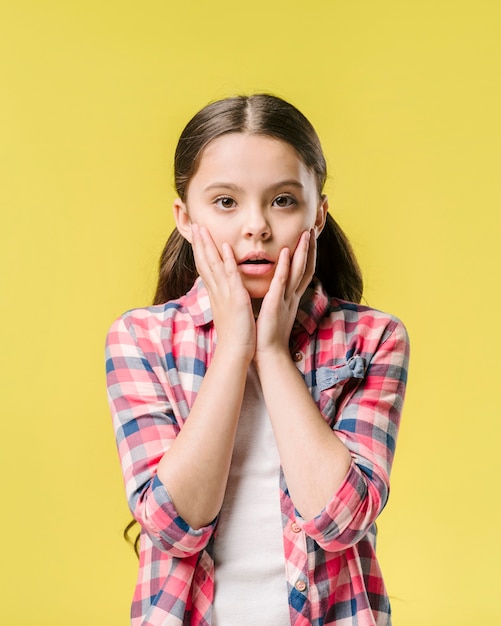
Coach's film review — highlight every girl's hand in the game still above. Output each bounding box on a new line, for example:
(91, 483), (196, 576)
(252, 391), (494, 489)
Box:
(191, 224), (256, 362)
(254, 229), (316, 362)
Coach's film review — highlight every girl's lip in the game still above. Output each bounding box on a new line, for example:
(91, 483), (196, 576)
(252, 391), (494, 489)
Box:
(238, 262), (275, 276)
(237, 254), (275, 276)
(238, 252), (274, 264)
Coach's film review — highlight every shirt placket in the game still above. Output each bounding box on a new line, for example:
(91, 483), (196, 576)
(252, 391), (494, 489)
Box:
(284, 326), (313, 623)
(283, 514), (310, 624)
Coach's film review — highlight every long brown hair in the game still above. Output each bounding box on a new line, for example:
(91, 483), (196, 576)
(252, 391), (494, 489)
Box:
(153, 94), (363, 305)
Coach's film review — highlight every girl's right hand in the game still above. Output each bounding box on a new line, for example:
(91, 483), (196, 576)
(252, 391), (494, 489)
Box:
(191, 223), (256, 362)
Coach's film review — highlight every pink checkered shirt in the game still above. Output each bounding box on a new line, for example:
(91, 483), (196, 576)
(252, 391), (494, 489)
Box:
(105, 277), (409, 625)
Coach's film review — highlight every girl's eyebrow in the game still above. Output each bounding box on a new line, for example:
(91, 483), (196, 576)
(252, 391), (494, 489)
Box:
(204, 180), (304, 193)
(204, 182), (243, 192)
(268, 180), (304, 191)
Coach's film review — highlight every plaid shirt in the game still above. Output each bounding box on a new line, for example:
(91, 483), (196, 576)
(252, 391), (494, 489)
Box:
(105, 277), (409, 626)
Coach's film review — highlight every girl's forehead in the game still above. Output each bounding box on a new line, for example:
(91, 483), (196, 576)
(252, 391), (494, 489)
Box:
(202, 132), (296, 157)
(196, 133), (311, 181)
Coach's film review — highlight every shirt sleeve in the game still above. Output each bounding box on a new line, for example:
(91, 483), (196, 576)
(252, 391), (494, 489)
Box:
(105, 314), (216, 557)
(299, 317), (410, 551)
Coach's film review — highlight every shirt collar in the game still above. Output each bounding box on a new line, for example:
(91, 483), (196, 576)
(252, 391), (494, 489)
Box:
(184, 277), (214, 327)
(184, 276), (330, 332)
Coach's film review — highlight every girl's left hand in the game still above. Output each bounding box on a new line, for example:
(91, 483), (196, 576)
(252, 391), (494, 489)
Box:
(254, 229), (316, 362)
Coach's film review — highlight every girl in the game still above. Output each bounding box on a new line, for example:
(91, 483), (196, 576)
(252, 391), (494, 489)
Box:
(105, 94), (409, 626)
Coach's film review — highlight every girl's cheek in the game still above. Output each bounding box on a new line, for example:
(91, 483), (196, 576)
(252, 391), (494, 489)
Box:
(212, 236), (233, 257)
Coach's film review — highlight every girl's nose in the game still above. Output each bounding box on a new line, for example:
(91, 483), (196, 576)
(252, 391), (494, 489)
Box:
(243, 209), (271, 240)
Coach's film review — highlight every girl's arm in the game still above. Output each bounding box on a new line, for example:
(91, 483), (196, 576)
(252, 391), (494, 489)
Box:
(254, 233), (408, 537)
(106, 314), (223, 556)
(156, 224), (256, 530)
(256, 351), (353, 521)
(106, 226), (255, 554)
(302, 318), (409, 550)
(254, 231), (352, 520)
(156, 346), (250, 530)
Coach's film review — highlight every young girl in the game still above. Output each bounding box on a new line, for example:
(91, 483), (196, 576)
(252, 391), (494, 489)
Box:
(105, 94), (409, 626)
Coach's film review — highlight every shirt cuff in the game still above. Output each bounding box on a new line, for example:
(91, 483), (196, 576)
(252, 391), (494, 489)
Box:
(141, 474), (216, 556)
(297, 461), (379, 551)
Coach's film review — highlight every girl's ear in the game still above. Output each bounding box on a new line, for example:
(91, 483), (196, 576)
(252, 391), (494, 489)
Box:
(314, 195), (329, 238)
(173, 198), (193, 243)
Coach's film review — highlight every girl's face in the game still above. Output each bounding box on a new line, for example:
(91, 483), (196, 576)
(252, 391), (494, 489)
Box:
(174, 133), (328, 299)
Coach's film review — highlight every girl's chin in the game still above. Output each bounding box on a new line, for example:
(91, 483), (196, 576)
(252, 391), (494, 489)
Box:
(240, 276), (273, 300)
(245, 284), (271, 300)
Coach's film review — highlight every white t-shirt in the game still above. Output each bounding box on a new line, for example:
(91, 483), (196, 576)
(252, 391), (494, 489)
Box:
(212, 364), (291, 625)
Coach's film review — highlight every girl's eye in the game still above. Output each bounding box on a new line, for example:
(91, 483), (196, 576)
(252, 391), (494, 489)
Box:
(273, 195), (296, 208)
(214, 196), (236, 210)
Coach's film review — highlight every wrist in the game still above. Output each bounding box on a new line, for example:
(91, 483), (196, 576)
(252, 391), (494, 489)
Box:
(214, 339), (255, 366)
(253, 345), (293, 371)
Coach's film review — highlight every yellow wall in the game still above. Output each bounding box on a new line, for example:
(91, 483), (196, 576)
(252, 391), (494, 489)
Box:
(1, 1), (499, 624)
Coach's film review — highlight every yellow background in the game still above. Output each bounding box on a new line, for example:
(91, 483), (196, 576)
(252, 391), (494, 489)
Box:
(1, 1), (500, 624)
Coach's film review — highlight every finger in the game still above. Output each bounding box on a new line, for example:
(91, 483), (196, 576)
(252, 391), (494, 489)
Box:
(191, 224), (225, 290)
(191, 224), (212, 284)
(221, 242), (239, 277)
(265, 247), (290, 303)
(190, 223), (206, 273)
(296, 228), (317, 295)
(197, 226), (229, 285)
(286, 230), (311, 298)
(221, 242), (248, 290)
(199, 226), (224, 272)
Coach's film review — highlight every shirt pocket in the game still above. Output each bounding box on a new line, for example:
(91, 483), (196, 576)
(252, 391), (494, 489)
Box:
(317, 355), (366, 425)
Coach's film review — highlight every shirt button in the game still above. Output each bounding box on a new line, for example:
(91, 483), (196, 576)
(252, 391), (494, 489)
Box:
(291, 522), (301, 533)
(295, 580), (307, 592)
(292, 351), (303, 362)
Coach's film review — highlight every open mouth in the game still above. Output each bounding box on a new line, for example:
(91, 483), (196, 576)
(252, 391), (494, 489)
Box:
(241, 259), (272, 265)
(238, 256), (274, 276)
